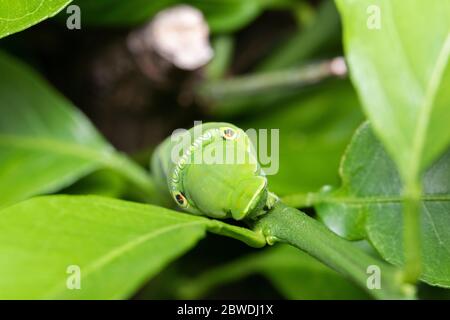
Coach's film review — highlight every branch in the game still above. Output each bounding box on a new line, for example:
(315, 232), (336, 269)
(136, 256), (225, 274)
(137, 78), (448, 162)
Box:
(254, 201), (416, 299)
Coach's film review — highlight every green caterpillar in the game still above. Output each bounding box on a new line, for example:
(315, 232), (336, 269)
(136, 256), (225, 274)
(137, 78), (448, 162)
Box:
(151, 122), (277, 220)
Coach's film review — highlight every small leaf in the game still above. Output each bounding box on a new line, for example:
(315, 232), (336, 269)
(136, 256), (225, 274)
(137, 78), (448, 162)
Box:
(188, 0), (260, 33)
(0, 195), (265, 299)
(0, 51), (154, 207)
(0, 0), (72, 39)
(316, 123), (450, 287)
(337, 0), (450, 179)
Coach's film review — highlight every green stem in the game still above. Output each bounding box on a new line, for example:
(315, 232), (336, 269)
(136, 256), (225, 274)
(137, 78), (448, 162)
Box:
(255, 201), (415, 299)
(206, 219), (266, 248)
(402, 179), (422, 283)
(283, 180), (424, 285)
(197, 57), (346, 104)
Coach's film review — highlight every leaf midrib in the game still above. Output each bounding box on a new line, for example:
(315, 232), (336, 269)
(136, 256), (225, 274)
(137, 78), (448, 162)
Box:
(0, 134), (114, 164)
(409, 32), (450, 176)
(322, 194), (450, 205)
(0, 0), (46, 22)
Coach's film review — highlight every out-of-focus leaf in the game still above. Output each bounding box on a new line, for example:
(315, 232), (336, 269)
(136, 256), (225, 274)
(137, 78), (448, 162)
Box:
(258, 0), (341, 71)
(240, 81), (364, 196)
(72, 0), (173, 27)
(206, 35), (234, 80)
(74, 0), (263, 33)
(316, 123), (450, 287)
(338, 0), (450, 180)
(0, 51), (155, 208)
(61, 169), (126, 198)
(0, 195), (266, 299)
(177, 245), (370, 299)
(188, 0), (260, 33)
(0, 0), (71, 39)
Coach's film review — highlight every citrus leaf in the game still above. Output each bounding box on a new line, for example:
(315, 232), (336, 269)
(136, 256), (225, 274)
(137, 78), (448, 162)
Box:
(0, 51), (154, 208)
(0, 195), (265, 299)
(0, 0), (71, 39)
(337, 0), (450, 179)
(316, 123), (450, 287)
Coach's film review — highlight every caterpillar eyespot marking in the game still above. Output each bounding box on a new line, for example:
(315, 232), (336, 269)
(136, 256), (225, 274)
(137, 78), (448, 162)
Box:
(220, 127), (238, 140)
(173, 191), (188, 208)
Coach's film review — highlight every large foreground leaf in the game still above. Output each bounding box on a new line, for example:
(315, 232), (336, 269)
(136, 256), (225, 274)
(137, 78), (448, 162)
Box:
(0, 51), (153, 208)
(316, 123), (450, 287)
(0, 0), (71, 39)
(0, 196), (265, 299)
(337, 0), (450, 179)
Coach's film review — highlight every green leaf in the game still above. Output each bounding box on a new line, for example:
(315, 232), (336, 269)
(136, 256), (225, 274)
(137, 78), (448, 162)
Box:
(72, 0), (173, 27)
(205, 35), (234, 80)
(337, 0), (450, 179)
(188, 0), (261, 33)
(0, 51), (155, 208)
(0, 0), (72, 39)
(74, 0), (262, 33)
(0, 195), (266, 299)
(258, 0), (341, 71)
(316, 123), (450, 287)
(61, 169), (126, 198)
(338, 0), (450, 283)
(177, 245), (370, 299)
(240, 81), (364, 197)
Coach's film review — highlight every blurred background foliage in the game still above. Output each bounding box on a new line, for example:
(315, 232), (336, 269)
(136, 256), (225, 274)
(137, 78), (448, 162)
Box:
(1, 0), (448, 299)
